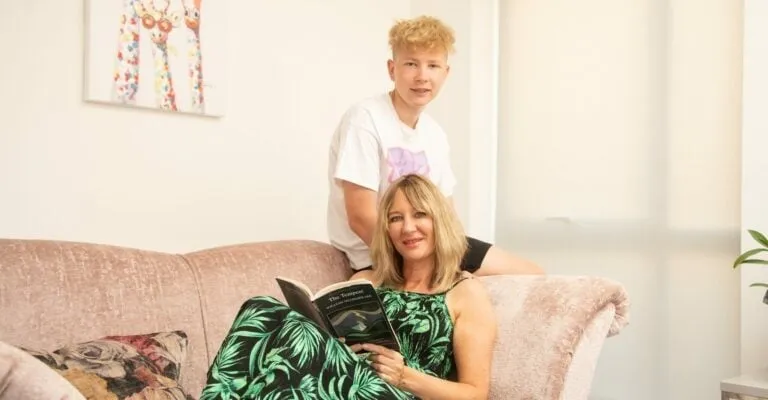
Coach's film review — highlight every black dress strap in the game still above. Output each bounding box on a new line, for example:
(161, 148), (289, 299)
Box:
(447, 272), (473, 291)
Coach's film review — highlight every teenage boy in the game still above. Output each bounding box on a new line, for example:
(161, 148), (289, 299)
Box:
(326, 15), (543, 277)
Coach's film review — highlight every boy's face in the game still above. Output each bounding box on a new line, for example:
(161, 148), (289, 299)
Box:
(388, 47), (450, 109)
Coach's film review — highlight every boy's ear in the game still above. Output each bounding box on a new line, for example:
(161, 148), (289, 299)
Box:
(387, 59), (395, 81)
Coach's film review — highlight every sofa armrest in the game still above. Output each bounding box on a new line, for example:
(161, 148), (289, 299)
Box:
(0, 340), (86, 400)
(478, 275), (630, 400)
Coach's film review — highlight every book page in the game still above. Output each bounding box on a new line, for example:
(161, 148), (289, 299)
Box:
(312, 279), (374, 301)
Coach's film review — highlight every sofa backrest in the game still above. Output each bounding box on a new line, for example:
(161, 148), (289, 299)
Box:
(181, 240), (352, 371)
(0, 239), (210, 394)
(0, 238), (351, 397)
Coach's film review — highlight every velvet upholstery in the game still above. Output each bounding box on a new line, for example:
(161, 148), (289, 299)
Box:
(0, 238), (629, 399)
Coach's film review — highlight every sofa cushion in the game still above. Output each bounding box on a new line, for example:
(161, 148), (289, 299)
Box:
(22, 330), (194, 400)
(0, 340), (85, 400)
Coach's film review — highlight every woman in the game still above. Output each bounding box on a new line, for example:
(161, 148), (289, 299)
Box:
(201, 174), (498, 400)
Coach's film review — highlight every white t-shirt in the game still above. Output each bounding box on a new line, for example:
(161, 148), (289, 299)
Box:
(326, 92), (457, 270)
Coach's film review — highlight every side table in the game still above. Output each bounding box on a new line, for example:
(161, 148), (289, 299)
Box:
(722, 369), (768, 399)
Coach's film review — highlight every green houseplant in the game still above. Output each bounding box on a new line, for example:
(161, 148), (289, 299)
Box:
(733, 229), (768, 304)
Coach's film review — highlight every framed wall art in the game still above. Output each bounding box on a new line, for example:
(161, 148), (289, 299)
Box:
(84, 0), (227, 117)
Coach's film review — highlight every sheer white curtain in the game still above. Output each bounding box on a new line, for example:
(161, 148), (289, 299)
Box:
(496, 1), (742, 398)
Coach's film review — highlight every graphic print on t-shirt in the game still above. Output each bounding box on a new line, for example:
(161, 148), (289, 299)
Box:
(386, 147), (430, 182)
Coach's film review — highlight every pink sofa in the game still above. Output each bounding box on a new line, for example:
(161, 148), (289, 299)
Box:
(0, 238), (629, 399)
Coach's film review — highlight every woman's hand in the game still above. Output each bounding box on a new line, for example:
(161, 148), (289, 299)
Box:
(349, 343), (407, 388)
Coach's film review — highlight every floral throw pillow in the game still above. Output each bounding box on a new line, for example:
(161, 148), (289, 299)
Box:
(22, 330), (194, 400)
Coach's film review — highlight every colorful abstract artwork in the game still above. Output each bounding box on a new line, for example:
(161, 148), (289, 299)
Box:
(84, 0), (226, 117)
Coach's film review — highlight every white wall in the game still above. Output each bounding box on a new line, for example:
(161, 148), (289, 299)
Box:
(0, 0), (495, 253)
(0, 0), (415, 252)
(741, 0), (768, 375)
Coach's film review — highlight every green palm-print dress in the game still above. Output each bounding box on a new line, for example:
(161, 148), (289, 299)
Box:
(200, 279), (467, 400)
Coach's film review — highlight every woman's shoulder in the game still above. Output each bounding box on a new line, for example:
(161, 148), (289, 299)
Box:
(445, 272), (494, 322)
(448, 272), (490, 300)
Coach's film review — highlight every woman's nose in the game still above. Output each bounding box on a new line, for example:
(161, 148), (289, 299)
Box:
(402, 217), (416, 233)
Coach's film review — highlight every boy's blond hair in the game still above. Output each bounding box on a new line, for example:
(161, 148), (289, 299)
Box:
(388, 15), (456, 56)
(370, 174), (467, 293)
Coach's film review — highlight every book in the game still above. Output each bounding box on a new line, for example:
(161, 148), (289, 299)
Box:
(275, 276), (401, 352)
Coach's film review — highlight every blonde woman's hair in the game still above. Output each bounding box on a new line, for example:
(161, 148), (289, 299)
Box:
(388, 15), (456, 57)
(370, 174), (468, 292)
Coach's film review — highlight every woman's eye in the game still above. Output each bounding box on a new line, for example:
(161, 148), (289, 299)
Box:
(388, 216), (402, 223)
(414, 212), (427, 218)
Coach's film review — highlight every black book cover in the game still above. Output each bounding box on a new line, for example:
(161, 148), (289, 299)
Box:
(276, 277), (400, 351)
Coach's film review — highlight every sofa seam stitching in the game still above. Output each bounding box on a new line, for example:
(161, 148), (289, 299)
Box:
(178, 252), (212, 379)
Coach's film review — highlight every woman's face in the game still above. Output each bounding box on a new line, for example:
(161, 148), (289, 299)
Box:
(386, 189), (435, 263)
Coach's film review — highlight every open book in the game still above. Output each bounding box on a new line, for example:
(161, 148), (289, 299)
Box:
(275, 276), (400, 352)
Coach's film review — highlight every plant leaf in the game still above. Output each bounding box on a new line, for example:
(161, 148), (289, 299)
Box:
(733, 248), (768, 268)
(749, 283), (768, 288)
(749, 229), (768, 248)
(740, 259), (768, 265)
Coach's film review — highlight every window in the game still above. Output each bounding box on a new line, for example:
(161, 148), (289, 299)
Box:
(496, 1), (741, 398)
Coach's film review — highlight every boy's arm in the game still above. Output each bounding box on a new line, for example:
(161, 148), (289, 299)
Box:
(342, 181), (378, 247)
(332, 107), (381, 246)
(349, 268), (376, 282)
(343, 182), (378, 281)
